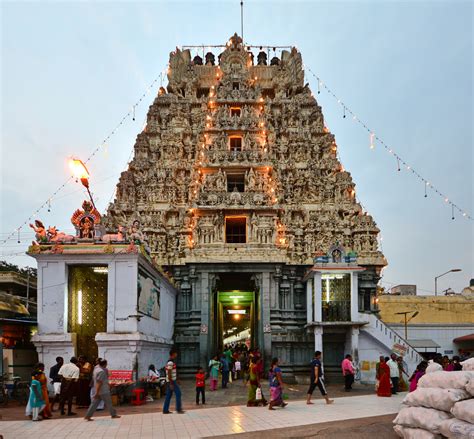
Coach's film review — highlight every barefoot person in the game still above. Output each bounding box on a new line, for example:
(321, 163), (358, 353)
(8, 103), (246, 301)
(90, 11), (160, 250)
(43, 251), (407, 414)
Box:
(84, 359), (120, 421)
(268, 358), (287, 410)
(306, 351), (334, 405)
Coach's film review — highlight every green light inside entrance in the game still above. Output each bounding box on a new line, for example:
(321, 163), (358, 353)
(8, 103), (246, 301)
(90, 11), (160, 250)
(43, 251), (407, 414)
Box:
(218, 291), (254, 347)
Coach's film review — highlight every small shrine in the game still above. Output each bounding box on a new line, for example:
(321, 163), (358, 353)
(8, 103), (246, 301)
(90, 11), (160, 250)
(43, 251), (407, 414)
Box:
(28, 200), (177, 380)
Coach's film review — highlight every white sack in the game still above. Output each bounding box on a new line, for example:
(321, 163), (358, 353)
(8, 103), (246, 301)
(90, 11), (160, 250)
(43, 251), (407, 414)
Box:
(418, 371), (474, 389)
(426, 361), (443, 374)
(466, 378), (474, 396)
(461, 358), (474, 371)
(393, 424), (441, 439)
(439, 418), (474, 439)
(403, 387), (470, 412)
(451, 399), (474, 424)
(393, 406), (452, 433)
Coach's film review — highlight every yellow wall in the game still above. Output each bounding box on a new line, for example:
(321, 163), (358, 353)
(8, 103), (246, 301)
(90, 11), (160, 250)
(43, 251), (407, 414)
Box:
(378, 294), (474, 324)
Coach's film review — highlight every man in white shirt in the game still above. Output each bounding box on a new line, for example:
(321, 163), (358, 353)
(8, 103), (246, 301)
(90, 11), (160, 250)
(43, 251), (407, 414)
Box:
(58, 356), (80, 416)
(386, 353), (400, 395)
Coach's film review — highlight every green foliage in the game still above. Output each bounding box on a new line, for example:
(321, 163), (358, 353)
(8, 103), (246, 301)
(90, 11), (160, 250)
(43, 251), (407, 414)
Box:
(0, 260), (37, 278)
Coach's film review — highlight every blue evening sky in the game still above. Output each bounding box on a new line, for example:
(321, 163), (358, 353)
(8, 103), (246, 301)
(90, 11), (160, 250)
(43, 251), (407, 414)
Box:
(1, 1), (472, 295)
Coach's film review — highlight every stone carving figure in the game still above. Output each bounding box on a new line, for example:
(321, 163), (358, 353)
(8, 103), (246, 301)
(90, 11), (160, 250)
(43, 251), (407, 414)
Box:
(246, 168), (256, 191)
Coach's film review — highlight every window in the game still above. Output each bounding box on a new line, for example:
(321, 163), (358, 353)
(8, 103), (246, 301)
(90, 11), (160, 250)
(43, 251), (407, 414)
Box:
(230, 137), (242, 151)
(262, 88), (275, 99)
(226, 217), (246, 243)
(197, 88), (210, 98)
(232, 82), (240, 90)
(230, 107), (241, 117)
(227, 173), (245, 192)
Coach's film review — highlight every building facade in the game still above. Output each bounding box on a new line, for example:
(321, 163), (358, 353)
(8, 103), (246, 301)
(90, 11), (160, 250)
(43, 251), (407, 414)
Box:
(105, 34), (390, 375)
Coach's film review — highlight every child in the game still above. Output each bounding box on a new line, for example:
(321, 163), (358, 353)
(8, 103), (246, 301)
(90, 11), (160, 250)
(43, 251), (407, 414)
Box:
(208, 355), (220, 391)
(27, 371), (46, 421)
(195, 367), (206, 405)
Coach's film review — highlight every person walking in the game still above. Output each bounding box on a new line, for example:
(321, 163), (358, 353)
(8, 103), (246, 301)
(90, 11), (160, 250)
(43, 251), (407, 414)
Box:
(49, 356), (63, 412)
(195, 367), (206, 405)
(26, 371), (45, 421)
(306, 351), (334, 405)
(220, 353), (230, 389)
(58, 356), (80, 416)
(341, 354), (355, 392)
(386, 354), (400, 395)
(163, 349), (184, 414)
(268, 358), (287, 410)
(208, 355), (220, 391)
(90, 358), (105, 411)
(84, 359), (120, 421)
(246, 356), (266, 407)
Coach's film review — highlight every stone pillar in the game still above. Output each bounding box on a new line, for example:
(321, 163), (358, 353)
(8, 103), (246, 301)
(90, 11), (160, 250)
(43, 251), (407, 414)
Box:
(261, 272), (272, 366)
(351, 326), (360, 364)
(306, 278), (313, 323)
(350, 272), (359, 322)
(199, 271), (210, 367)
(314, 326), (323, 353)
(313, 272), (322, 322)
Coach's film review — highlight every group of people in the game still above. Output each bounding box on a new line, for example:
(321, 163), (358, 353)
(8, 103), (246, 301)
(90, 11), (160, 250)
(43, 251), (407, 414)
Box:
(26, 356), (120, 421)
(375, 353), (465, 398)
(160, 348), (337, 415)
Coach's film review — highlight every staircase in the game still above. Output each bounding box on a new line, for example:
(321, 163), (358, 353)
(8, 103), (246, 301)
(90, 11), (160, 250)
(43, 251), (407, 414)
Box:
(359, 312), (424, 375)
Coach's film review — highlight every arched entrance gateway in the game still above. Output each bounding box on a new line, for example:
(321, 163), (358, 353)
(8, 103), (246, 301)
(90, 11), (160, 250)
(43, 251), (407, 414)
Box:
(104, 34), (389, 378)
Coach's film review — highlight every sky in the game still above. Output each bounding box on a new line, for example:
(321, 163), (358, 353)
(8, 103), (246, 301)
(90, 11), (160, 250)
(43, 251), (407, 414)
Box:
(1, 0), (472, 295)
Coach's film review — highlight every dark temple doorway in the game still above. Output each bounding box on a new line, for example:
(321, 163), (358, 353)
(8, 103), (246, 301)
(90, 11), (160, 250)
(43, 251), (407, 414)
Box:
(211, 273), (259, 354)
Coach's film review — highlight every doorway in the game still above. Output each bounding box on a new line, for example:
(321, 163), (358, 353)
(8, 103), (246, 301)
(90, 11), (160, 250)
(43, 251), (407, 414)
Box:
(211, 273), (259, 354)
(67, 265), (107, 361)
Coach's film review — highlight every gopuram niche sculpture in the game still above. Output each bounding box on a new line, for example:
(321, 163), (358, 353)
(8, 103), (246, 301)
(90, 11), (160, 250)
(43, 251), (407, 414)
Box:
(103, 34), (387, 373)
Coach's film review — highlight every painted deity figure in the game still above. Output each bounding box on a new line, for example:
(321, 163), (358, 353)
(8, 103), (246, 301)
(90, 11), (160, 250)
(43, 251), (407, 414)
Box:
(29, 220), (47, 243)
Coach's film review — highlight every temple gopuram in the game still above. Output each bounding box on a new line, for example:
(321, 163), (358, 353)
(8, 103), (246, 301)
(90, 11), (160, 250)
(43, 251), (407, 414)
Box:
(100, 34), (396, 377)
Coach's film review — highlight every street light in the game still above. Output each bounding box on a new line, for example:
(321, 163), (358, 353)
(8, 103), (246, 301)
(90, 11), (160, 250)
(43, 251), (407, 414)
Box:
(395, 310), (419, 340)
(69, 158), (96, 209)
(434, 269), (462, 296)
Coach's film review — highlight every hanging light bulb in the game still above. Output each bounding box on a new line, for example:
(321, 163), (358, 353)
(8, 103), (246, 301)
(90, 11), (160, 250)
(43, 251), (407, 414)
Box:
(370, 133), (375, 149)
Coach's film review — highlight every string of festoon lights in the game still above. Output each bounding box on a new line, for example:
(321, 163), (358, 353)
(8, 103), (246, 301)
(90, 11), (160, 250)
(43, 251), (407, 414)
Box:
(1, 67), (169, 247)
(304, 65), (473, 222)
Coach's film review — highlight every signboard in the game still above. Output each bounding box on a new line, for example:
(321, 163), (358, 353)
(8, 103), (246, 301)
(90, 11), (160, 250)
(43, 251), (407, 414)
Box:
(392, 343), (408, 357)
(108, 370), (133, 384)
(138, 268), (160, 320)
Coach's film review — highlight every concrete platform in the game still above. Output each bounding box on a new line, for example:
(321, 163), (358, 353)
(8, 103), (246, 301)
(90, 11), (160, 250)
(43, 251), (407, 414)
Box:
(0, 393), (405, 438)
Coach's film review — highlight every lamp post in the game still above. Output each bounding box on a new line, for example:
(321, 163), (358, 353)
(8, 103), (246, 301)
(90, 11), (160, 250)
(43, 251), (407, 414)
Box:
(395, 311), (419, 340)
(434, 269), (462, 296)
(69, 158), (96, 209)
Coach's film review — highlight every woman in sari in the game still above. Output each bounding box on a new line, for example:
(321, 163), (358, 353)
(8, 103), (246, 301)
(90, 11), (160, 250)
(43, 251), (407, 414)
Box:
(376, 357), (392, 397)
(408, 361), (427, 392)
(246, 357), (266, 407)
(31, 363), (52, 418)
(268, 358), (287, 410)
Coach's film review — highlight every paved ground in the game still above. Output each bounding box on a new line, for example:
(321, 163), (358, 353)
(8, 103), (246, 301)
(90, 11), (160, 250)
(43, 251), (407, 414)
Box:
(0, 393), (404, 438)
(0, 379), (374, 421)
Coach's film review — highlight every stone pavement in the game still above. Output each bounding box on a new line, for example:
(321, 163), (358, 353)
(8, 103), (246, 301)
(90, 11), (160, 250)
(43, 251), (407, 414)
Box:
(0, 393), (405, 439)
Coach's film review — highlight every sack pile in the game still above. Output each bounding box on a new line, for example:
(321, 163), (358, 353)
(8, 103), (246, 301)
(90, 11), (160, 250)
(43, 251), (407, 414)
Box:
(393, 368), (474, 438)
